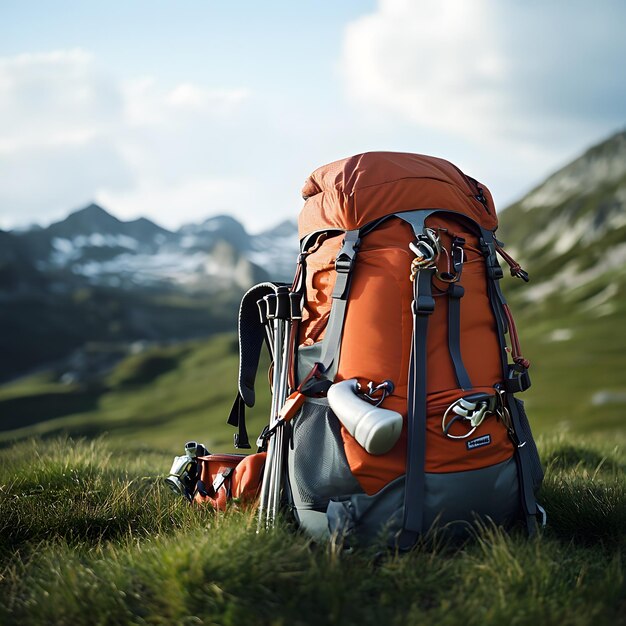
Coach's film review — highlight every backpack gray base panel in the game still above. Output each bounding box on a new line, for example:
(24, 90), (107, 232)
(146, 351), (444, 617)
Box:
(286, 399), (520, 544)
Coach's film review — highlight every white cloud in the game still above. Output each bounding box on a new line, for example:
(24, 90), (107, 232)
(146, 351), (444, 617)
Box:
(341, 0), (626, 152)
(122, 78), (250, 127)
(0, 49), (254, 229)
(95, 177), (255, 230)
(0, 49), (121, 154)
(166, 84), (250, 112)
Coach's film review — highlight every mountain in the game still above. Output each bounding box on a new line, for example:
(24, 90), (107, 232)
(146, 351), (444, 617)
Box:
(11, 204), (299, 293)
(249, 219), (300, 281)
(497, 129), (626, 436)
(0, 205), (299, 381)
(498, 129), (626, 310)
(0, 230), (45, 293)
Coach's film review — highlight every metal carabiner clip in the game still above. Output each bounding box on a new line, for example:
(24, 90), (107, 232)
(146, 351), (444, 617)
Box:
(441, 394), (493, 439)
(409, 228), (441, 280)
(436, 236), (466, 284)
(356, 379), (395, 406)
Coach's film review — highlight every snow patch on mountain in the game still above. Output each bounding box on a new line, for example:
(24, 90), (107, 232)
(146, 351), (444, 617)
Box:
(522, 242), (626, 303)
(520, 131), (626, 211)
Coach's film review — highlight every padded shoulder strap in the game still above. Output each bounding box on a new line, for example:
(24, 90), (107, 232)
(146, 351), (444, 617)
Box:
(237, 282), (284, 406)
(227, 281), (285, 449)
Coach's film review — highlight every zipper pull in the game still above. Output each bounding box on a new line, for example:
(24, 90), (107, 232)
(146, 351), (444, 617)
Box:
(475, 187), (488, 207)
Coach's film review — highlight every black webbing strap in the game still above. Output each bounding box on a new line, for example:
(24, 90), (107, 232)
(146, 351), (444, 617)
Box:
(227, 394), (250, 449)
(479, 228), (538, 535)
(316, 229), (360, 377)
(227, 281), (282, 449)
(397, 210), (472, 392)
(398, 266), (436, 549)
(448, 283), (472, 391)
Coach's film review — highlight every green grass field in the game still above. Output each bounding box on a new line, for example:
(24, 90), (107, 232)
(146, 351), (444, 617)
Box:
(1, 279), (625, 624)
(0, 436), (623, 625)
(0, 334), (272, 454)
(1, 283), (624, 454)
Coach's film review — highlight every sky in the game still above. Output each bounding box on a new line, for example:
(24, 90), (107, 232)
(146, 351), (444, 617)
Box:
(1, 0), (625, 233)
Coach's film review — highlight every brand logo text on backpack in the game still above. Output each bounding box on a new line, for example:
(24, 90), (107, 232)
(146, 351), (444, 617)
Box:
(466, 434), (491, 450)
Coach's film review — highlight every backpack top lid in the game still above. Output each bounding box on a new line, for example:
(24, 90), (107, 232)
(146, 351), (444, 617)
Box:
(299, 151), (498, 238)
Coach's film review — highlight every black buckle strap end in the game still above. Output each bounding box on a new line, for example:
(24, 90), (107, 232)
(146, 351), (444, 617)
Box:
(504, 364), (532, 393)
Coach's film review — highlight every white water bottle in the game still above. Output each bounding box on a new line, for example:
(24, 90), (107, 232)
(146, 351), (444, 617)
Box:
(327, 379), (403, 455)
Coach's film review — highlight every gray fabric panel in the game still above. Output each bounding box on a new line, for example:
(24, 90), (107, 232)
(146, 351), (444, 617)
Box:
(513, 398), (544, 492)
(323, 457), (520, 544)
(286, 399), (363, 514)
(297, 342), (338, 385)
(422, 456), (520, 532)
(293, 509), (331, 542)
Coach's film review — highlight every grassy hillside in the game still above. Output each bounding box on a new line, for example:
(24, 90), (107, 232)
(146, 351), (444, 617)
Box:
(0, 333), (272, 453)
(0, 437), (623, 625)
(504, 275), (626, 440)
(1, 306), (624, 454)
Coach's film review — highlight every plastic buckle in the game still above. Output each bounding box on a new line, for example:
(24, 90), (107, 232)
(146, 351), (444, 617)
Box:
(505, 364), (531, 393)
(255, 425), (270, 451)
(335, 244), (360, 274)
(233, 433), (251, 449)
(487, 264), (504, 280)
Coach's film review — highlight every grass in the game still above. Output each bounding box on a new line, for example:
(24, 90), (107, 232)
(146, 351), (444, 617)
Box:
(0, 436), (624, 625)
(0, 334), (272, 454)
(1, 294), (625, 454)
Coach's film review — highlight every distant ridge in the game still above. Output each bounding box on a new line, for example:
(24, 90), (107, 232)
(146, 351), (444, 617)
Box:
(498, 129), (626, 308)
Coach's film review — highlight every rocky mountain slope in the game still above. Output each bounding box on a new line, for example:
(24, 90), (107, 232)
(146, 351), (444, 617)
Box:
(10, 204), (299, 294)
(498, 130), (626, 311)
(497, 129), (626, 435)
(0, 206), (299, 381)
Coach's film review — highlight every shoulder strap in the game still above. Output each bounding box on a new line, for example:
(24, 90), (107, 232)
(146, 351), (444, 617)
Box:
(227, 281), (284, 449)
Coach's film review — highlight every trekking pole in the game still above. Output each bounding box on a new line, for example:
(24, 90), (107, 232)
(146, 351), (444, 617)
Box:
(257, 287), (295, 530)
(266, 287), (292, 527)
(257, 292), (279, 527)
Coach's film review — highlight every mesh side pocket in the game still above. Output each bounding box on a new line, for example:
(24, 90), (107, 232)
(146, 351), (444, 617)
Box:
(287, 400), (363, 510)
(513, 398), (544, 492)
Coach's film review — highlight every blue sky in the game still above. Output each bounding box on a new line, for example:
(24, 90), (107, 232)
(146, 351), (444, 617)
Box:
(1, 0), (624, 232)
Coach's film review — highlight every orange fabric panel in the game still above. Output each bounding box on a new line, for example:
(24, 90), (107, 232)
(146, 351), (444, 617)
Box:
(299, 213), (513, 495)
(194, 452), (266, 509)
(298, 152), (497, 237)
(299, 234), (343, 345)
(424, 394), (514, 473)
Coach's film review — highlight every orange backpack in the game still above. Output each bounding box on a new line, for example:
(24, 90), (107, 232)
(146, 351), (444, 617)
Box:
(229, 152), (544, 546)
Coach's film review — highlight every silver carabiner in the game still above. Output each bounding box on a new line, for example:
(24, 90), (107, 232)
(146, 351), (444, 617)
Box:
(409, 228), (441, 279)
(442, 394), (494, 439)
(356, 379), (395, 406)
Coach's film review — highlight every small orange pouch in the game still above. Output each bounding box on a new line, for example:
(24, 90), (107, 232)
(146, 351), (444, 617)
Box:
(193, 452), (266, 509)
